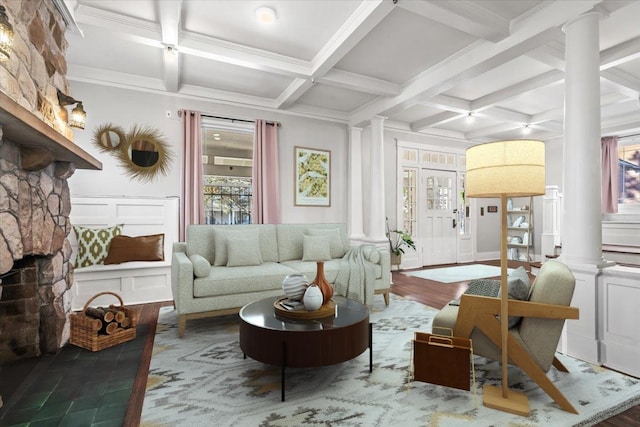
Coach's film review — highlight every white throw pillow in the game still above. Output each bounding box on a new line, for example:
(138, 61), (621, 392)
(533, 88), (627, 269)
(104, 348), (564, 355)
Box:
(302, 235), (331, 261)
(213, 228), (259, 266)
(226, 237), (263, 267)
(307, 228), (346, 258)
(189, 254), (210, 278)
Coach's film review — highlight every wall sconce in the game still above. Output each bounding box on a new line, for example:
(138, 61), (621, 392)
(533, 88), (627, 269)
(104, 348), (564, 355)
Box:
(57, 89), (87, 129)
(0, 6), (15, 61)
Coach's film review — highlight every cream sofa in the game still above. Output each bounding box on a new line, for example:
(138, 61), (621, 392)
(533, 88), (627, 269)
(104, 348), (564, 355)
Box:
(172, 223), (391, 336)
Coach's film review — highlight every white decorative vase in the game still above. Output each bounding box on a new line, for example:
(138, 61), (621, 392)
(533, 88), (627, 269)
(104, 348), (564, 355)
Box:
(282, 273), (309, 302)
(303, 284), (323, 311)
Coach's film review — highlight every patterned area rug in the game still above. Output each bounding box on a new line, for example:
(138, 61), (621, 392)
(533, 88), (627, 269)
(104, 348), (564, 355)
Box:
(141, 295), (640, 426)
(403, 264), (513, 283)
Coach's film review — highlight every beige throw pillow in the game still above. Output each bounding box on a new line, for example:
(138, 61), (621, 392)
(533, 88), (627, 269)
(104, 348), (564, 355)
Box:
(226, 237), (264, 267)
(302, 235), (331, 261)
(307, 228), (346, 258)
(213, 228), (259, 266)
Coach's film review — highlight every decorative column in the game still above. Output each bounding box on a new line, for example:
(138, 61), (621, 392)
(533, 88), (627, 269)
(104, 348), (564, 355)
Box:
(561, 11), (607, 365)
(348, 126), (366, 243)
(562, 12), (603, 266)
(367, 116), (387, 244)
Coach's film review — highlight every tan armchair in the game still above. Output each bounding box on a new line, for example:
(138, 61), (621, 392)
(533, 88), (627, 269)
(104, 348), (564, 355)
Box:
(432, 260), (580, 413)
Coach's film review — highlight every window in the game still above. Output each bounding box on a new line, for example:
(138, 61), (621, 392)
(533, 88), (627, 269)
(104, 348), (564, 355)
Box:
(201, 119), (254, 224)
(402, 168), (417, 235)
(618, 142), (640, 205)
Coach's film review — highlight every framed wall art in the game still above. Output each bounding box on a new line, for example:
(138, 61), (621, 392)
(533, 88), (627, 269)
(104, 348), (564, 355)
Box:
(294, 146), (331, 206)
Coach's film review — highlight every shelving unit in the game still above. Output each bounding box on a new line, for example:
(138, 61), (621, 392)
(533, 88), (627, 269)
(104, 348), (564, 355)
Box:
(506, 196), (533, 261)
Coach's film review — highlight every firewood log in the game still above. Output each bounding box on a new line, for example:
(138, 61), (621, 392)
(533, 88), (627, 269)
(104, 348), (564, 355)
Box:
(100, 321), (118, 335)
(106, 306), (126, 323)
(85, 307), (115, 322)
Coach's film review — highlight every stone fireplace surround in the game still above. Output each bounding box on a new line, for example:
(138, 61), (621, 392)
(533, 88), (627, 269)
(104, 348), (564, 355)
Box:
(0, 0), (100, 364)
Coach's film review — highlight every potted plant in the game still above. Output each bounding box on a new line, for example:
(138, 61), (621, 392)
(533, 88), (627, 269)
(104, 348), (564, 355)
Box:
(385, 218), (416, 269)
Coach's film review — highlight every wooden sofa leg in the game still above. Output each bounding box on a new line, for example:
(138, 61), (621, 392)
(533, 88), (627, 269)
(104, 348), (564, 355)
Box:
(552, 356), (569, 373)
(178, 315), (186, 338)
(383, 290), (390, 306)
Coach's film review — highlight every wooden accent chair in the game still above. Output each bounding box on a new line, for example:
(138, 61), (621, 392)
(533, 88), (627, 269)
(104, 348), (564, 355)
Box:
(432, 260), (580, 413)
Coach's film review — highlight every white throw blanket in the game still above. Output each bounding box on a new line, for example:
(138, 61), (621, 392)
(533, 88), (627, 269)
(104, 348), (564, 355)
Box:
(334, 245), (377, 304)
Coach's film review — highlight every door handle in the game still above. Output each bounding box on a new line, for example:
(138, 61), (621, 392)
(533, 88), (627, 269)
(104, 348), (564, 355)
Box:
(453, 218), (457, 228)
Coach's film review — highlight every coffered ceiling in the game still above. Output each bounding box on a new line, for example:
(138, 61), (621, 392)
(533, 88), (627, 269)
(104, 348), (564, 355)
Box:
(65, 0), (640, 143)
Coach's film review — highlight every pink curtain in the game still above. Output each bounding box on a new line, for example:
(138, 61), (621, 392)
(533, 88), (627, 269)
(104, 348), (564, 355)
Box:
(601, 136), (619, 213)
(180, 110), (204, 240)
(252, 119), (280, 224)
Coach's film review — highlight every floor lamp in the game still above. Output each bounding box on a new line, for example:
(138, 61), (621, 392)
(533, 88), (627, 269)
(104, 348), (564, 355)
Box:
(465, 140), (545, 416)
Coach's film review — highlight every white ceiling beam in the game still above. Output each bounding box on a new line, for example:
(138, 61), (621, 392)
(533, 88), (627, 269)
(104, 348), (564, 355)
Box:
(74, 4), (163, 48)
(278, 0), (394, 109)
(311, 0), (394, 77)
(418, 95), (470, 114)
(411, 112), (463, 132)
(602, 112), (640, 131)
(396, 0), (510, 42)
(75, 4), (311, 78)
(602, 120), (640, 136)
(350, 1), (598, 126)
(158, 0), (182, 92)
(318, 69), (400, 97)
(276, 78), (313, 109)
(179, 32), (310, 78)
(67, 64), (166, 91)
(600, 36), (640, 70)
(470, 70), (564, 111)
(601, 69), (640, 95)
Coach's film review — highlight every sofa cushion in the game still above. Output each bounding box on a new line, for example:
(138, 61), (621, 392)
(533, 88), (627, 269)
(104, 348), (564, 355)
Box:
(227, 237), (263, 267)
(73, 224), (123, 268)
(307, 228), (346, 258)
(302, 235), (331, 261)
(213, 228), (260, 266)
(194, 262), (298, 297)
(189, 254), (210, 278)
(186, 225), (217, 264)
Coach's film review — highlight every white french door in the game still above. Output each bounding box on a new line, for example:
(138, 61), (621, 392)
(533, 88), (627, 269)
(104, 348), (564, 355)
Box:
(421, 170), (458, 266)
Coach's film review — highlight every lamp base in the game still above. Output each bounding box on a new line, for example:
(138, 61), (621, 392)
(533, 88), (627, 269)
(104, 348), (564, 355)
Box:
(483, 385), (530, 417)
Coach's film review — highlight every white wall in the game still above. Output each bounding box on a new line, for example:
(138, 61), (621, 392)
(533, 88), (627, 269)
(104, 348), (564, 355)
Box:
(68, 81), (349, 225)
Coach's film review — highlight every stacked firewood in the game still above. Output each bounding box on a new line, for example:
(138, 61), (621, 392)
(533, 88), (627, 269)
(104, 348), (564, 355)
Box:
(84, 305), (133, 335)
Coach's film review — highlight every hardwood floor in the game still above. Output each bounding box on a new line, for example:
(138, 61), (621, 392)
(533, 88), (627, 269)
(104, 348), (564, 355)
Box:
(127, 261), (638, 426)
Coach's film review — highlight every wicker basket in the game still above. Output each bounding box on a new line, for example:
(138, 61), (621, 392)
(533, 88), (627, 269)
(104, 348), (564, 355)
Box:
(70, 291), (137, 351)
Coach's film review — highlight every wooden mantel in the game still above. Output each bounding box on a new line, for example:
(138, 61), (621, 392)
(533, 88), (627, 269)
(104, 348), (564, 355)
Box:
(0, 92), (102, 170)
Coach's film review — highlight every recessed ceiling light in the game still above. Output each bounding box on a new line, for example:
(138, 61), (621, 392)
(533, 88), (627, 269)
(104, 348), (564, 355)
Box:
(522, 124), (532, 135)
(256, 6), (276, 24)
(214, 136), (221, 141)
(213, 133), (220, 137)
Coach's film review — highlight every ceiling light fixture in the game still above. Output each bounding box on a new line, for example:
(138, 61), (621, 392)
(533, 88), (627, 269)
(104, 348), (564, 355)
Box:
(0, 6), (15, 61)
(465, 112), (475, 123)
(256, 6), (276, 24)
(57, 89), (87, 129)
(522, 124), (532, 135)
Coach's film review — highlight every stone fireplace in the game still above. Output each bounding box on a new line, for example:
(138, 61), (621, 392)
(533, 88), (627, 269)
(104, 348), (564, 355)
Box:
(0, 0), (100, 364)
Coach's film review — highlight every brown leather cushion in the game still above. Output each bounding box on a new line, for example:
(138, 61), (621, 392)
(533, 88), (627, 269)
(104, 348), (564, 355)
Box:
(104, 234), (164, 264)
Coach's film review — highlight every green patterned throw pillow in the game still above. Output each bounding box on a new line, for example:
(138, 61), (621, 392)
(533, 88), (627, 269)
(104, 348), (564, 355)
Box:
(73, 224), (123, 268)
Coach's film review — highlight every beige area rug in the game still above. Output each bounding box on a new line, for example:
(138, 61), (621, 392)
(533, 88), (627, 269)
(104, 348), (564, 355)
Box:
(141, 295), (640, 426)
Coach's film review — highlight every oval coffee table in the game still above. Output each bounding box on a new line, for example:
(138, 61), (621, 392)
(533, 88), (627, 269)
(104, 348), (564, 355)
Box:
(239, 296), (372, 401)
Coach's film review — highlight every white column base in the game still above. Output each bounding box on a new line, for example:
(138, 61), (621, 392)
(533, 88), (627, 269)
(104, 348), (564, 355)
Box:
(561, 260), (603, 365)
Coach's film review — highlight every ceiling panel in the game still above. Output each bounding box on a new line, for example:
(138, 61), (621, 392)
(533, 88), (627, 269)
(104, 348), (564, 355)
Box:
(182, 0), (362, 61)
(600, 1), (640, 49)
(386, 105), (443, 124)
(499, 83), (565, 116)
(66, 27), (163, 78)
(181, 55), (292, 98)
(476, 0), (542, 21)
(444, 57), (554, 101)
(296, 83), (377, 112)
(335, 7), (476, 84)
